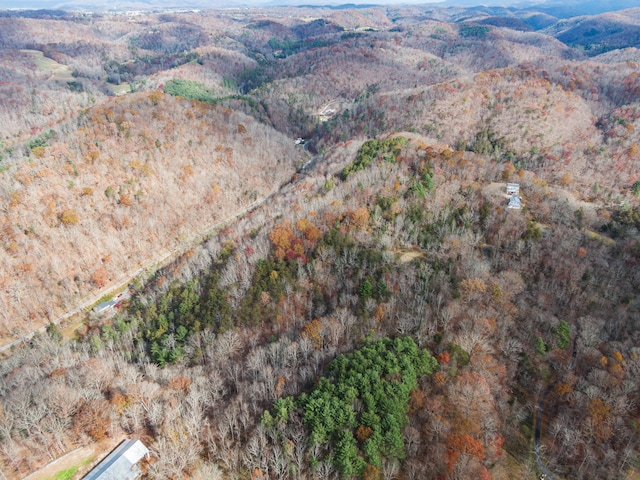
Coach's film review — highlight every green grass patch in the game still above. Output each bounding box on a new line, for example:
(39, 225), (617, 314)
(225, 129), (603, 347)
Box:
(586, 229), (615, 246)
(164, 79), (215, 103)
(52, 466), (79, 480)
(48, 454), (93, 480)
(21, 49), (74, 81)
(111, 83), (131, 96)
(94, 293), (115, 306)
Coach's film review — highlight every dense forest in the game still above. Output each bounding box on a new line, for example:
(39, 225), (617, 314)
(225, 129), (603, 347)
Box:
(1, 3), (640, 480)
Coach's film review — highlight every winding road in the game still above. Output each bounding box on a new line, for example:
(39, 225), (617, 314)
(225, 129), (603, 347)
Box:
(0, 203), (253, 354)
(534, 336), (578, 479)
(534, 384), (558, 480)
(0, 150), (315, 355)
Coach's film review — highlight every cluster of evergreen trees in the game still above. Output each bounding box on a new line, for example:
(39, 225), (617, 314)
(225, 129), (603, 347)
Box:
(263, 337), (437, 477)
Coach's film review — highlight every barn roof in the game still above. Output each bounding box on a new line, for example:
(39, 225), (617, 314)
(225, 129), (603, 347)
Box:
(83, 439), (148, 480)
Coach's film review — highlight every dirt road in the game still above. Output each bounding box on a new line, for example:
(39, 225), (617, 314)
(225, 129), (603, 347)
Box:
(0, 180), (288, 354)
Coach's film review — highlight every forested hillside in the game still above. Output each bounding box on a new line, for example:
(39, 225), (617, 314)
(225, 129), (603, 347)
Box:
(0, 91), (302, 338)
(1, 4), (640, 480)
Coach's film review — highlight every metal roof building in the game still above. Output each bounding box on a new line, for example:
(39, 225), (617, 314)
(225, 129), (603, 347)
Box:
(506, 183), (520, 196)
(93, 299), (116, 314)
(84, 439), (149, 480)
(507, 196), (522, 209)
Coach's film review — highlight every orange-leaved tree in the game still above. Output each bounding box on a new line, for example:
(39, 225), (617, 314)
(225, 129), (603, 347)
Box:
(447, 433), (485, 473)
(92, 267), (108, 288)
(589, 397), (612, 441)
(269, 221), (295, 259)
(73, 399), (111, 441)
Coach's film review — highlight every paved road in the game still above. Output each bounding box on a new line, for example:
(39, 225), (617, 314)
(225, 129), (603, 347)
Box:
(0, 267), (144, 353)
(0, 162), (311, 355)
(534, 384), (558, 480)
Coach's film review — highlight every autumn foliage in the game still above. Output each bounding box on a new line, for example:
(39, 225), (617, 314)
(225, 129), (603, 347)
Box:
(2, 5), (640, 480)
(269, 222), (307, 261)
(91, 266), (108, 288)
(447, 434), (485, 472)
(73, 399), (111, 441)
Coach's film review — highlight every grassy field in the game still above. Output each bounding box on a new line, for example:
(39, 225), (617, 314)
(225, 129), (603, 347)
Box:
(585, 229), (616, 246)
(110, 82), (131, 96)
(51, 465), (79, 480)
(21, 49), (74, 81)
(39, 455), (93, 480)
(26, 449), (95, 480)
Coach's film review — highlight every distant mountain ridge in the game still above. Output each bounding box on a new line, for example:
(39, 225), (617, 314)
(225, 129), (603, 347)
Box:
(442, 0), (640, 17)
(542, 7), (640, 53)
(3, 0), (640, 56)
(0, 0), (638, 15)
(522, 0), (640, 18)
(0, 0), (249, 10)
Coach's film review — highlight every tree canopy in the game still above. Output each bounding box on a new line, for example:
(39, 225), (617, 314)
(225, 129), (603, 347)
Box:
(266, 337), (437, 476)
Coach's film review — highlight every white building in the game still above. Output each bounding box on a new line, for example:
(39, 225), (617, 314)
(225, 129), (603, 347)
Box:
(507, 196), (522, 209)
(84, 439), (149, 480)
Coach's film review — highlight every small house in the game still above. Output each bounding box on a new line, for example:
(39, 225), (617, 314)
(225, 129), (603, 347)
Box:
(506, 183), (520, 196)
(507, 196), (522, 209)
(84, 439), (149, 480)
(93, 300), (116, 314)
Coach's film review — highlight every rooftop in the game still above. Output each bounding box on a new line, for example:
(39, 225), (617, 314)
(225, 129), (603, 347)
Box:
(83, 439), (148, 480)
(507, 196), (522, 209)
(506, 183), (520, 196)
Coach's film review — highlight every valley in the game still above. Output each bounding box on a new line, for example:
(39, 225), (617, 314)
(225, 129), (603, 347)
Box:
(0, 2), (640, 479)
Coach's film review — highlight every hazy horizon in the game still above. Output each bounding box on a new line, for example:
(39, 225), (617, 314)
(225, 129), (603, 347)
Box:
(0, 0), (537, 12)
(0, 0), (440, 8)
(2, 0), (639, 15)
